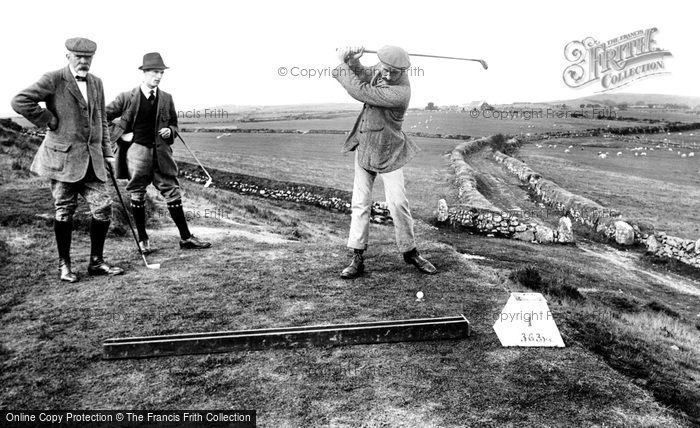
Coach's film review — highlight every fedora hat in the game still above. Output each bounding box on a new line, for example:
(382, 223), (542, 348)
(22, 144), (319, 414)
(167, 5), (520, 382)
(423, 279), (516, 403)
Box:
(139, 52), (169, 70)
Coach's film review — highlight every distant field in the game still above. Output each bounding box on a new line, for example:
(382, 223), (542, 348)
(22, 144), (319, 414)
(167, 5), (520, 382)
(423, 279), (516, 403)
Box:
(175, 110), (700, 238)
(8, 107), (700, 238)
(10, 107), (699, 138)
(173, 132), (458, 219)
(605, 109), (700, 123)
(180, 109), (691, 137)
(518, 137), (700, 239)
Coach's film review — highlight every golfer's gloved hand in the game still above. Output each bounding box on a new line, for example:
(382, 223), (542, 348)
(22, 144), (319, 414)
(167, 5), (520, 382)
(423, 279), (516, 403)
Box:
(337, 47), (351, 63)
(337, 46), (364, 63)
(348, 46), (364, 61)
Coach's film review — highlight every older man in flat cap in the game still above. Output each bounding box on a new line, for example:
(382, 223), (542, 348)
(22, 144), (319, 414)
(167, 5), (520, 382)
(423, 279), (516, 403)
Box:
(11, 37), (124, 282)
(333, 45), (436, 278)
(106, 53), (210, 253)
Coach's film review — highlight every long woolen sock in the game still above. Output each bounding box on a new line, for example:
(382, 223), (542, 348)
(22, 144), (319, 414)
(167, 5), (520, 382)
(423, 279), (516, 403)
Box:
(130, 199), (148, 241)
(167, 199), (191, 240)
(89, 218), (110, 258)
(54, 219), (73, 263)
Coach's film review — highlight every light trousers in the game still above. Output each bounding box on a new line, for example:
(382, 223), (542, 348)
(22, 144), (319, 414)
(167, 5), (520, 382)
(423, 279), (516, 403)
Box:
(347, 152), (416, 253)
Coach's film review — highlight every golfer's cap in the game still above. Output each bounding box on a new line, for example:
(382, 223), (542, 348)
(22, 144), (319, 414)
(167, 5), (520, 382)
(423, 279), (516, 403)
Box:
(65, 37), (97, 56)
(377, 45), (410, 70)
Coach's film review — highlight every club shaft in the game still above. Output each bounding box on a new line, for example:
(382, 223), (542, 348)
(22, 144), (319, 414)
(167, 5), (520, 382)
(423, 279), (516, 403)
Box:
(363, 49), (485, 64)
(107, 165), (146, 257)
(177, 133), (213, 182)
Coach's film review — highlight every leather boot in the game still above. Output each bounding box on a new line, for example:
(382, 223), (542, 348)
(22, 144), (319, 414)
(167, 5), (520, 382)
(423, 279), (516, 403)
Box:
(179, 235), (211, 249)
(55, 220), (78, 283)
(87, 218), (124, 276)
(341, 250), (365, 279)
(403, 248), (437, 274)
(59, 258), (78, 283)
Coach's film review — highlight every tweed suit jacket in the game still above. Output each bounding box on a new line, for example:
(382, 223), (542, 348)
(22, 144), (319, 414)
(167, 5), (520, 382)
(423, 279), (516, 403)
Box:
(106, 87), (179, 179)
(334, 60), (419, 173)
(11, 66), (111, 182)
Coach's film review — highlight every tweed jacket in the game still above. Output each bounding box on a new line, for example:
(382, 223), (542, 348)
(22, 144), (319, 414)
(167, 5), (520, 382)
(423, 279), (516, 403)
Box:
(333, 60), (419, 173)
(106, 87), (179, 179)
(11, 66), (111, 182)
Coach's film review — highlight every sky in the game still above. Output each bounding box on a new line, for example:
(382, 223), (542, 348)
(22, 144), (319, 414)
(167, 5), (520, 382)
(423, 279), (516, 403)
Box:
(1, 0), (696, 115)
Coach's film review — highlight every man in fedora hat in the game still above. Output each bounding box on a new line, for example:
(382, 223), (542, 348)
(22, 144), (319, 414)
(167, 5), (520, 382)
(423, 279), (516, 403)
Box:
(11, 37), (124, 282)
(333, 45), (437, 278)
(106, 52), (210, 253)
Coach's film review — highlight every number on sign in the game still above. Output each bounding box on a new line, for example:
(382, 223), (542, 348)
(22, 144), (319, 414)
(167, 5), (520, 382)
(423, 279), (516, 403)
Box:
(521, 333), (550, 343)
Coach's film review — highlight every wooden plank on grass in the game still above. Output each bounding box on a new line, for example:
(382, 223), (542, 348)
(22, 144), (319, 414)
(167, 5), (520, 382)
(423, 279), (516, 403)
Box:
(103, 315), (470, 359)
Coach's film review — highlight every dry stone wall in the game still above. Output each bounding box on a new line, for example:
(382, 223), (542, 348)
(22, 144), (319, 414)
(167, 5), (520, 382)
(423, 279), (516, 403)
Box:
(179, 163), (393, 225)
(443, 136), (573, 244)
(492, 145), (700, 269)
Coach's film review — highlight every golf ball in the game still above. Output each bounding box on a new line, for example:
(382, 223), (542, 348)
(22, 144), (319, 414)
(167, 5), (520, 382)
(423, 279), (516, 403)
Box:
(416, 291), (424, 299)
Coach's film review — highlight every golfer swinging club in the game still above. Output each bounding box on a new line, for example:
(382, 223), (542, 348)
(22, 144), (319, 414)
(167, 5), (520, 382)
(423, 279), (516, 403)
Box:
(334, 45), (437, 278)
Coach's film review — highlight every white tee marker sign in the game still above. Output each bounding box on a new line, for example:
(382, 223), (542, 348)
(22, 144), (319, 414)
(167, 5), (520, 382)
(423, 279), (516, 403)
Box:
(493, 293), (565, 347)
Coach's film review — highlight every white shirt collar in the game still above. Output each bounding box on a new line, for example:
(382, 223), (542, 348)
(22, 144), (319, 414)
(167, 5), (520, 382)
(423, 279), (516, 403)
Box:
(68, 64), (89, 103)
(141, 84), (158, 99)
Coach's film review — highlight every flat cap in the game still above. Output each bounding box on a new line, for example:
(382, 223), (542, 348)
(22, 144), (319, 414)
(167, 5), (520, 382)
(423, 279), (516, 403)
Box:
(377, 45), (410, 70)
(65, 37), (97, 55)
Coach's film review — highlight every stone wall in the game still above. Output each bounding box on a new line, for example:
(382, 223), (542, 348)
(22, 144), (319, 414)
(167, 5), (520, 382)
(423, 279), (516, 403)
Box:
(444, 136), (573, 244)
(439, 202), (574, 244)
(492, 147), (700, 269)
(450, 137), (499, 211)
(179, 164), (393, 225)
(645, 233), (700, 269)
(493, 148), (623, 228)
(521, 121), (700, 142)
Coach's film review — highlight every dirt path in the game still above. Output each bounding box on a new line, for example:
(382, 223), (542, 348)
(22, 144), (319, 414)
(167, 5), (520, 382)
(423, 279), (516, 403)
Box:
(579, 242), (700, 297)
(464, 148), (560, 229)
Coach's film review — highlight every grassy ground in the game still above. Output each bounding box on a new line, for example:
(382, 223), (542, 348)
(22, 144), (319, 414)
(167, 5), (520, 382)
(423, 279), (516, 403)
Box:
(2, 119), (699, 426)
(2, 170), (698, 426)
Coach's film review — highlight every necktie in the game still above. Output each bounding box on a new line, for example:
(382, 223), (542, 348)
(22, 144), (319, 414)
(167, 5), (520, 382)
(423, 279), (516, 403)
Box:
(75, 75), (87, 82)
(148, 90), (155, 105)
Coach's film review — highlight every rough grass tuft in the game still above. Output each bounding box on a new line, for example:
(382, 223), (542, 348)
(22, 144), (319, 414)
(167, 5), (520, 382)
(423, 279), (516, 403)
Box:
(490, 133), (520, 156)
(510, 265), (543, 289)
(510, 265), (583, 300)
(0, 239), (10, 266)
(645, 301), (680, 319)
(11, 158), (29, 171)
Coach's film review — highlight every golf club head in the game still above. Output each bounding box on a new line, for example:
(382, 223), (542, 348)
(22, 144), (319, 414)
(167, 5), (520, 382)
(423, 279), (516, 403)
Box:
(204, 178), (213, 188)
(480, 60), (488, 70)
(141, 254), (161, 269)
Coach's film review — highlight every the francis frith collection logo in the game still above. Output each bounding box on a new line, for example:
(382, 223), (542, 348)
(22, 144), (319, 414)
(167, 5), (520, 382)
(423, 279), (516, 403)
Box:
(563, 28), (672, 92)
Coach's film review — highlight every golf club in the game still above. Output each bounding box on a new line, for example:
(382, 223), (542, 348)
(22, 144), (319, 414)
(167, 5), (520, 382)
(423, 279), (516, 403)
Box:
(340, 48), (488, 70)
(106, 163), (161, 270)
(176, 133), (213, 187)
